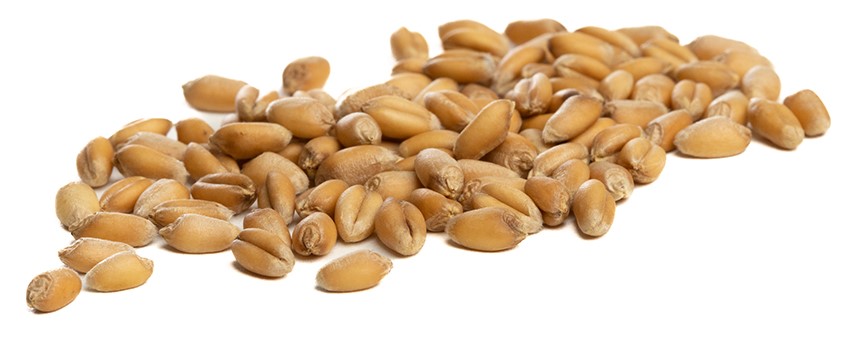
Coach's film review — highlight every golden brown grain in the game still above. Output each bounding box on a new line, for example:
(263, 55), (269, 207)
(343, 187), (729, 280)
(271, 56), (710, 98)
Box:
(26, 268), (81, 312)
(76, 136), (115, 187)
(291, 212), (337, 256)
(316, 250), (392, 292)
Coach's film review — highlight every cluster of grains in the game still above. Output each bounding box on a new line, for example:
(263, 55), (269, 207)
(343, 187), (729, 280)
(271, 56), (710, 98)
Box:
(29, 19), (830, 312)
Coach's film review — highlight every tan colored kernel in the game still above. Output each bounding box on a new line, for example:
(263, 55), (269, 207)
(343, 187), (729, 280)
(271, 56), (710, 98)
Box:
(414, 148), (464, 199)
(461, 83), (499, 110)
(453, 99), (513, 160)
(243, 208), (292, 246)
(671, 80), (713, 120)
(392, 56), (425, 74)
(504, 19), (566, 45)
(748, 98), (804, 150)
(413, 77), (460, 105)
(408, 188), (463, 232)
(374, 198), (427, 256)
(459, 176), (528, 205)
(424, 90), (478, 132)
(569, 117), (617, 149)
(554, 53), (612, 83)
(299, 136), (342, 180)
(234, 85), (263, 122)
(191, 172), (256, 214)
(589, 161), (634, 201)
(277, 139), (306, 163)
(614, 57), (671, 81)
(316, 250), (392, 292)
(687, 35), (758, 61)
(335, 184), (383, 242)
(266, 97), (335, 139)
(366, 170), (422, 201)
(471, 183), (543, 234)
(183, 142), (230, 181)
(551, 67), (601, 91)
(523, 62), (558, 79)
(645, 109), (694, 152)
(26, 268), (81, 312)
(315, 145), (401, 186)
(209, 122), (293, 160)
(458, 159), (521, 184)
(296, 179), (349, 217)
(99, 176), (154, 213)
(335, 112), (382, 147)
(631, 74), (675, 107)
(256, 171), (296, 226)
(551, 158), (591, 199)
(548, 32), (616, 66)
(493, 44), (546, 94)
(577, 26), (641, 57)
(641, 37), (697, 67)
(76, 136), (115, 187)
(175, 118), (214, 145)
(150, 199), (234, 228)
(674, 61), (740, 96)
(715, 50), (773, 78)
(617, 137), (666, 184)
(423, 49), (496, 85)
(232, 228), (296, 278)
(391, 27), (429, 60)
(293, 89), (335, 112)
(159, 214), (240, 253)
(441, 21), (509, 57)
(398, 129), (459, 157)
(291, 212), (337, 257)
(133, 179), (190, 218)
(605, 99), (668, 128)
(524, 176), (571, 226)
(542, 95), (603, 144)
(590, 123), (644, 162)
(182, 75), (247, 112)
(56, 182), (100, 229)
(282, 56), (330, 95)
(212, 147), (240, 173)
(510, 73), (553, 117)
(518, 128), (551, 153)
(482, 132), (539, 177)
(741, 65), (781, 101)
(241, 152), (309, 194)
(673, 116), (752, 158)
(599, 69), (634, 101)
(71, 212), (157, 247)
(114, 145), (188, 183)
(572, 179), (616, 237)
(445, 207), (526, 252)
(386, 72), (431, 97)
(705, 90), (749, 125)
(120, 132), (187, 160)
(783, 89), (830, 137)
(85, 251), (153, 292)
(363, 95), (433, 140)
(546, 88), (587, 114)
(617, 26), (678, 46)
(518, 114), (552, 132)
(109, 118), (173, 147)
(337, 83), (408, 118)
(58, 238), (134, 273)
(529, 142), (589, 178)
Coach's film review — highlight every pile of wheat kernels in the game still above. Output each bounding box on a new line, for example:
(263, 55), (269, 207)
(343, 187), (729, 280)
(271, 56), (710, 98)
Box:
(28, 19), (831, 312)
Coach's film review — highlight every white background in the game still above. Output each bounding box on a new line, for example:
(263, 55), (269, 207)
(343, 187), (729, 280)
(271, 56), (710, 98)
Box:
(2, 1), (847, 336)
